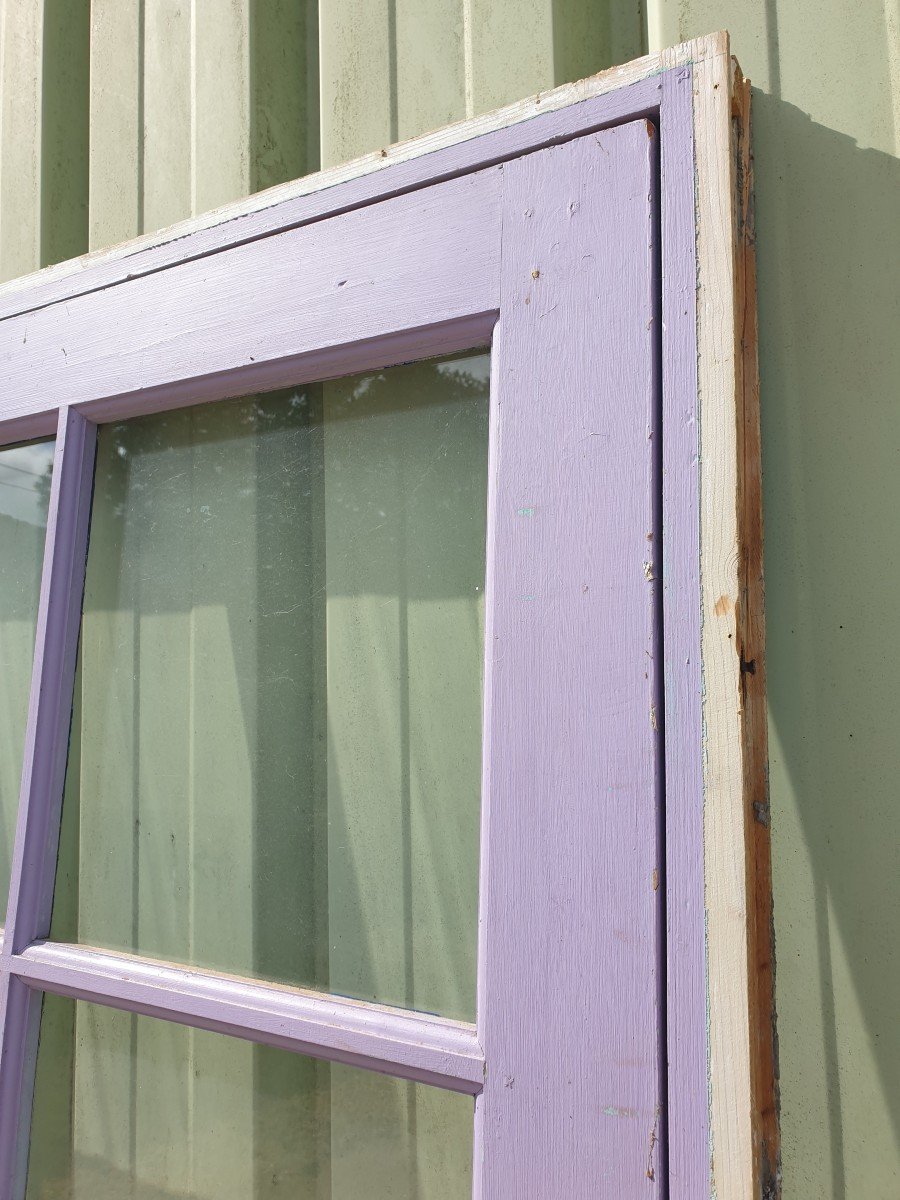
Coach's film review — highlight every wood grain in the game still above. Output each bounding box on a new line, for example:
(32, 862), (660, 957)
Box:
(475, 121), (660, 1197)
(732, 63), (779, 1199)
(0, 169), (501, 432)
(692, 34), (755, 1200)
(692, 32), (777, 1200)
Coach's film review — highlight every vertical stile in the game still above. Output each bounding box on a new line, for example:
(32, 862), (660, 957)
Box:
(0, 408), (97, 1199)
(475, 124), (661, 1197)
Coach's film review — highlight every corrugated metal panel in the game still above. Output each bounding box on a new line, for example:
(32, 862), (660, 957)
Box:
(0, 0), (642, 279)
(0, 0), (43, 279)
(318, 0), (644, 164)
(0, 0), (88, 277)
(0, 0), (319, 277)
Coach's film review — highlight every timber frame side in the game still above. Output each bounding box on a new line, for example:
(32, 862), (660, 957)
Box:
(733, 63), (779, 1198)
(0, 31), (776, 1199)
(691, 42), (778, 1200)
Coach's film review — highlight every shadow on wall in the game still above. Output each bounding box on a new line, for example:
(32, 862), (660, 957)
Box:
(756, 90), (900, 1197)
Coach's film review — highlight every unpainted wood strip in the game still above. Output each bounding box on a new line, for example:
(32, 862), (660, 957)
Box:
(732, 64), (780, 1198)
(692, 30), (771, 1200)
(694, 32), (751, 1199)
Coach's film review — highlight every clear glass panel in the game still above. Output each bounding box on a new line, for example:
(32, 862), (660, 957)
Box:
(51, 353), (489, 1020)
(26, 992), (474, 1200)
(0, 439), (54, 925)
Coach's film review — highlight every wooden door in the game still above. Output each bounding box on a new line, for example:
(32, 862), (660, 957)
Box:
(0, 36), (771, 1200)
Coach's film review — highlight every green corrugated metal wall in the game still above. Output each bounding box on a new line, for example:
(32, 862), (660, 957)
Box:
(0, 1), (898, 1195)
(0, 0), (645, 272)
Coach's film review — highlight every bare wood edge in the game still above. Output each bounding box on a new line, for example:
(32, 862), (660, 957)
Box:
(693, 31), (748, 1199)
(693, 37), (779, 1200)
(0, 33), (726, 305)
(733, 65), (780, 1199)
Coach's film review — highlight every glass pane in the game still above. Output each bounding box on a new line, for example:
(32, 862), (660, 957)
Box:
(27, 992), (473, 1200)
(0, 439), (54, 925)
(51, 353), (489, 1020)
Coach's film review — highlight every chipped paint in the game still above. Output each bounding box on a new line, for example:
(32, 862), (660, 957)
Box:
(603, 1105), (637, 1119)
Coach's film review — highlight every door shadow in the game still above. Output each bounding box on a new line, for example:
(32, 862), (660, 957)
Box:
(755, 90), (900, 1196)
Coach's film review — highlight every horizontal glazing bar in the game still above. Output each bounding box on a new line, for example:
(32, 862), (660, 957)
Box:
(5, 942), (485, 1094)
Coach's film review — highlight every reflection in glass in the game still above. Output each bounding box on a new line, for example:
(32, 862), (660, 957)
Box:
(51, 353), (489, 1021)
(26, 993), (473, 1200)
(0, 439), (54, 925)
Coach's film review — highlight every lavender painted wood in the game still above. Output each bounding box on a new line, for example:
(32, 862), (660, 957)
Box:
(475, 123), (660, 1197)
(1, 412), (97, 954)
(0, 410), (96, 1199)
(0, 77), (662, 327)
(659, 67), (709, 1199)
(0, 170), (502, 430)
(0, 64), (726, 1197)
(0, 312), (498, 449)
(0, 977), (36, 1200)
(8, 943), (484, 1095)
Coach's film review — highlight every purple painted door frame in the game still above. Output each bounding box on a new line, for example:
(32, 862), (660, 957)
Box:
(0, 65), (709, 1199)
